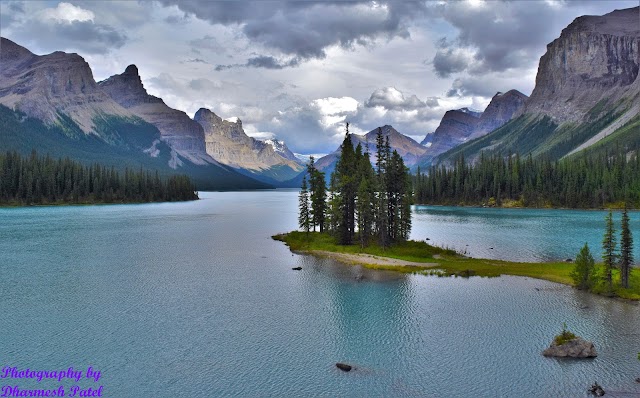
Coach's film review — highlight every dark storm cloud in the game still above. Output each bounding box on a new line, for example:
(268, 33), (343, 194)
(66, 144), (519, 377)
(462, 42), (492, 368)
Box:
(20, 20), (126, 54)
(215, 55), (301, 71)
(159, 1), (426, 67)
(0, 1), (24, 28)
(428, 0), (638, 77)
(432, 47), (473, 78)
(183, 58), (209, 64)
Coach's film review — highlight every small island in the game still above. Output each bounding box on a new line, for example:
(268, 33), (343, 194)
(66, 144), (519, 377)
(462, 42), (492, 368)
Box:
(542, 324), (597, 358)
(274, 231), (640, 300)
(284, 124), (639, 301)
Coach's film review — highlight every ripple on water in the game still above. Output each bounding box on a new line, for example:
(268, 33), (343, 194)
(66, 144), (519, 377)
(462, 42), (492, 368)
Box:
(1, 193), (640, 397)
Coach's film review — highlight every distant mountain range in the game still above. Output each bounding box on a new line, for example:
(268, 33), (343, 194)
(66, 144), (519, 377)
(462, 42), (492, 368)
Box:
(432, 6), (640, 167)
(0, 6), (637, 189)
(0, 38), (302, 189)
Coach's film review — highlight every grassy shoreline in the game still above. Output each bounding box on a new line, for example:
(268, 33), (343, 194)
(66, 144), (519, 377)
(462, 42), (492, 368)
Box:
(273, 231), (640, 300)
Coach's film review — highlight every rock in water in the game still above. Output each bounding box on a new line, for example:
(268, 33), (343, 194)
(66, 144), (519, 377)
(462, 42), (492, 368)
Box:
(336, 363), (352, 372)
(588, 382), (605, 396)
(542, 336), (597, 358)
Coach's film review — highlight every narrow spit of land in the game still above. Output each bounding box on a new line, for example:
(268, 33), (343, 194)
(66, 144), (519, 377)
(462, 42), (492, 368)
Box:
(273, 231), (640, 300)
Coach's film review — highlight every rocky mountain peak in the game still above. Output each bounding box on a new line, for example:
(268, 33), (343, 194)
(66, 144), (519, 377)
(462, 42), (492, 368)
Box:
(194, 107), (223, 125)
(519, 6), (640, 122)
(0, 37), (130, 131)
(98, 64), (153, 108)
(195, 107), (303, 174)
(98, 65), (208, 163)
(472, 89), (528, 139)
(124, 64), (139, 76)
(0, 37), (34, 65)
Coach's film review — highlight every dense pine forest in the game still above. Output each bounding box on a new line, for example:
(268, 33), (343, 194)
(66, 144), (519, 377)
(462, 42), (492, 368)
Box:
(0, 151), (198, 205)
(414, 148), (640, 209)
(299, 125), (412, 247)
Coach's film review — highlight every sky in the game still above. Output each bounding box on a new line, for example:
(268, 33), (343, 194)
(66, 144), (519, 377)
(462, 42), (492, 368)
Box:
(0, 0), (637, 155)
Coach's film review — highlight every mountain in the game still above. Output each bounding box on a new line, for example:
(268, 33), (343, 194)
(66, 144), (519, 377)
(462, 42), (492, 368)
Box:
(420, 132), (434, 147)
(0, 37), (131, 132)
(436, 7), (640, 166)
(414, 91), (528, 170)
(286, 125), (426, 186)
(415, 108), (481, 168)
(98, 65), (212, 165)
(474, 90), (528, 140)
(263, 139), (300, 163)
(0, 37), (270, 190)
(194, 108), (304, 182)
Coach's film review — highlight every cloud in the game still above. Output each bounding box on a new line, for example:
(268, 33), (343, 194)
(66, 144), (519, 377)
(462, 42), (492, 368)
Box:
(5, 2), (126, 55)
(39, 2), (94, 23)
(365, 87), (435, 111)
(427, 0), (638, 77)
(432, 46), (476, 78)
(189, 35), (225, 54)
(259, 89), (450, 153)
(159, 1), (426, 67)
(215, 55), (301, 71)
(183, 58), (209, 64)
(446, 67), (537, 98)
(0, 1), (24, 28)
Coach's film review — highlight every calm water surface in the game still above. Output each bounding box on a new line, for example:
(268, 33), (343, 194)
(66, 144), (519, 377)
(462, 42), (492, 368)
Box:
(413, 205), (640, 262)
(1, 191), (639, 397)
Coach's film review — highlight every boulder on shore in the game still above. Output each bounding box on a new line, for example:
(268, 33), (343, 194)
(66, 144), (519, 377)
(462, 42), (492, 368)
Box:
(542, 336), (597, 358)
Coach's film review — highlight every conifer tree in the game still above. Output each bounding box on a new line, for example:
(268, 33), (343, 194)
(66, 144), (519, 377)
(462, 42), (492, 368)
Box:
(298, 176), (310, 235)
(602, 210), (617, 292)
(570, 243), (595, 290)
(356, 146), (375, 247)
(331, 123), (357, 244)
(375, 127), (388, 248)
(306, 156), (327, 232)
(620, 205), (634, 289)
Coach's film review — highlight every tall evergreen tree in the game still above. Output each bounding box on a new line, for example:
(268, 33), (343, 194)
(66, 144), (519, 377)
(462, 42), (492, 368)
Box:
(620, 205), (634, 288)
(298, 176), (310, 235)
(331, 123), (358, 244)
(375, 127), (388, 248)
(356, 146), (376, 247)
(602, 210), (617, 292)
(307, 156), (327, 232)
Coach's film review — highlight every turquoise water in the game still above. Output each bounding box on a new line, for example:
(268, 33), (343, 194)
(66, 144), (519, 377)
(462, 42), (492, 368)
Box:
(413, 205), (640, 262)
(1, 191), (639, 397)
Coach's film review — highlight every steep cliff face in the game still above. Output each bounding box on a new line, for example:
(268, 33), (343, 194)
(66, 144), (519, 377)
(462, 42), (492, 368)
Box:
(435, 7), (640, 167)
(474, 90), (528, 139)
(428, 109), (481, 153)
(416, 90), (528, 169)
(0, 37), (131, 132)
(99, 65), (211, 165)
(519, 7), (640, 122)
(194, 108), (303, 179)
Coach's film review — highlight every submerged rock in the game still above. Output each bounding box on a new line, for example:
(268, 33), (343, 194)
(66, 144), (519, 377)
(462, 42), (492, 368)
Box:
(588, 382), (605, 396)
(543, 336), (597, 358)
(336, 363), (352, 372)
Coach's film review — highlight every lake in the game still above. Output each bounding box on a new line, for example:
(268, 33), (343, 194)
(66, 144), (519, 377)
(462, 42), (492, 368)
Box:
(1, 190), (639, 397)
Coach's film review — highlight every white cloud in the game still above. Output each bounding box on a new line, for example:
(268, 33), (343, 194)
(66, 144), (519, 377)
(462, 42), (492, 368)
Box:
(40, 2), (95, 24)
